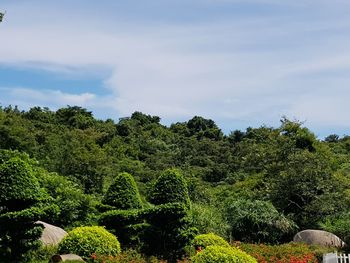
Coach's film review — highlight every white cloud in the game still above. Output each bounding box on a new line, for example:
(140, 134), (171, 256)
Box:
(1, 0), (350, 135)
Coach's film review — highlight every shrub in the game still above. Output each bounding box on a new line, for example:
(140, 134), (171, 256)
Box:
(143, 203), (197, 262)
(236, 242), (318, 263)
(37, 171), (97, 228)
(99, 209), (147, 248)
(191, 203), (230, 239)
(320, 212), (350, 244)
(58, 226), (121, 259)
(0, 157), (47, 262)
(103, 172), (142, 210)
(193, 233), (230, 250)
(224, 199), (297, 243)
(28, 245), (58, 262)
(191, 245), (257, 263)
(149, 169), (190, 207)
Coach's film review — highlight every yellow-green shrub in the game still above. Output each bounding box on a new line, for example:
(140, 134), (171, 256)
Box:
(58, 226), (121, 259)
(193, 233), (230, 249)
(191, 245), (257, 263)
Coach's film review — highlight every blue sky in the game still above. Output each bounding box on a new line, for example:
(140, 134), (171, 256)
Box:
(1, 0), (350, 137)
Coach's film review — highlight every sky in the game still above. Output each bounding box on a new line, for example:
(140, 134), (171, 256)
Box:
(1, 0), (350, 137)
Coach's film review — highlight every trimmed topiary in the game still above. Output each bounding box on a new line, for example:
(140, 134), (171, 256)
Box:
(191, 245), (257, 263)
(193, 233), (230, 250)
(143, 203), (197, 262)
(58, 226), (121, 259)
(0, 157), (43, 209)
(0, 157), (47, 262)
(149, 168), (190, 206)
(103, 172), (142, 210)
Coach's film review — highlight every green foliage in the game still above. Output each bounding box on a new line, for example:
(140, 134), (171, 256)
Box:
(0, 157), (44, 209)
(58, 226), (121, 259)
(27, 245), (58, 262)
(99, 209), (147, 248)
(0, 106), (349, 255)
(103, 172), (142, 210)
(143, 203), (197, 262)
(225, 199), (297, 243)
(320, 212), (350, 244)
(270, 150), (334, 227)
(193, 233), (230, 249)
(0, 157), (47, 262)
(190, 204), (230, 239)
(186, 116), (223, 141)
(37, 171), (97, 227)
(191, 245), (257, 263)
(149, 169), (190, 207)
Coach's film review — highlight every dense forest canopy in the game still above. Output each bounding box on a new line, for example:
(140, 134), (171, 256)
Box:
(0, 104), (350, 261)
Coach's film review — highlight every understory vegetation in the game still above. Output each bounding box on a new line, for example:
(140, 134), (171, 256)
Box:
(0, 105), (349, 262)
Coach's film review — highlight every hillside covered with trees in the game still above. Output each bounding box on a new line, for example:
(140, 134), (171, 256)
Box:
(0, 105), (349, 262)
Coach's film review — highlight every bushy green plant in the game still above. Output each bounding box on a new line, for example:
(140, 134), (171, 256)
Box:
(224, 199), (296, 243)
(143, 203), (197, 262)
(149, 169), (190, 207)
(37, 171), (97, 227)
(0, 157), (47, 262)
(99, 209), (147, 248)
(320, 212), (350, 244)
(27, 245), (58, 262)
(191, 245), (257, 263)
(103, 172), (142, 210)
(58, 226), (121, 259)
(191, 203), (229, 239)
(193, 233), (230, 249)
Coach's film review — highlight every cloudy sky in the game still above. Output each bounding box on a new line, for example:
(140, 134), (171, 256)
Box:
(1, 0), (350, 137)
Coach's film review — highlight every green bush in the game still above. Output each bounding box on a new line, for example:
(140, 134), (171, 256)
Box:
(27, 244), (58, 262)
(193, 233), (230, 249)
(0, 157), (47, 262)
(0, 157), (44, 207)
(99, 209), (147, 249)
(103, 172), (142, 210)
(37, 171), (97, 228)
(149, 169), (190, 207)
(320, 212), (350, 244)
(191, 245), (257, 263)
(191, 203), (230, 239)
(58, 226), (121, 259)
(224, 199), (296, 243)
(143, 203), (197, 262)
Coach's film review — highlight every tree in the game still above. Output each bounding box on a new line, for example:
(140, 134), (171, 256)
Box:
(0, 158), (46, 261)
(103, 172), (142, 210)
(270, 150), (334, 228)
(187, 116), (223, 140)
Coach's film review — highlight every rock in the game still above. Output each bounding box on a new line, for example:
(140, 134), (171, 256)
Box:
(293, 229), (345, 247)
(50, 254), (85, 262)
(36, 221), (68, 246)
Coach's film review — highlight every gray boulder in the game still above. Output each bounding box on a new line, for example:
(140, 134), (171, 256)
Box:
(293, 229), (345, 247)
(36, 221), (68, 246)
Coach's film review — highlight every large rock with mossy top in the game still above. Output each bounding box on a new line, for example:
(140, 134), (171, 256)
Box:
(293, 229), (345, 247)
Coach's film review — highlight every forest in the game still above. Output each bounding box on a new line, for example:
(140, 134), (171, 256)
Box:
(0, 105), (349, 263)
